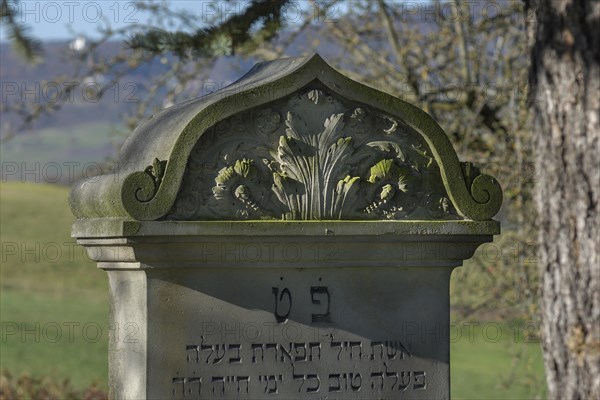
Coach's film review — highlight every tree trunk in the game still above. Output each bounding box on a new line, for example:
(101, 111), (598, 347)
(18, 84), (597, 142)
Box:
(528, 0), (599, 398)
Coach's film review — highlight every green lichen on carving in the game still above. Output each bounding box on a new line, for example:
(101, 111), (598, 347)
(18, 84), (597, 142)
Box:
(379, 184), (394, 201)
(368, 159), (398, 184)
(216, 158), (255, 185)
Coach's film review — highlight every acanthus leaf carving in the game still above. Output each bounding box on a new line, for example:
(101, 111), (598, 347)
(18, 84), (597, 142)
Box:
(166, 87), (462, 221)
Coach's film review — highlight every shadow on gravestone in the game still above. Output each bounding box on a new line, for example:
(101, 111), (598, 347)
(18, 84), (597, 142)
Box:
(70, 54), (502, 400)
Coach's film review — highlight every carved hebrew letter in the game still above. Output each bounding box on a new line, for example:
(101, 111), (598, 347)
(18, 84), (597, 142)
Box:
(384, 363), (398, 390)
(293, 371), (305, 392)
(293, 342), (307, 362)
(187, 377), (201, 396)
(370, 341), (384, 360)
(350, 373), (362, 391)
(201, 342), (213, 364)
(399, 341), (412, 359)
(311, 286), (331, 323)
(227, 344), (241, 363)
(185, 344), (199, 363)
(211, 376), (225, 395)
(386, 342), (397, 360)
(306, 374), (321, 393)
(398, 371), (411, 391)
(251, 343), (264, 363)
(235, 376), (249, 393)
(212, 344), (226, 364)
(265, 343), (278, 362)
(279, 343), (293, 363)
(308, 342), (321, 361)
(272, 287), (292, 323)
(370, 372), (384, 390)
(172, 377), (185, 396)
(328, 374), (341, 392)
(386, 340), (412, 359)
(348, 341), (362, 359)
(331, 341), (343, 360)
(413, 371), (426, 390)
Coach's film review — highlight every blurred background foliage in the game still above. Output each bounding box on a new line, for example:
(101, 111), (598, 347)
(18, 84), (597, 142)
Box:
(1, 0), (544, 398)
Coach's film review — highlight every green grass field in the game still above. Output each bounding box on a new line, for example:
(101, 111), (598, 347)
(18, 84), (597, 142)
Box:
(0, 182), (546, 398)
(1, 123), (123, 177)
(0, 182), (108, 390)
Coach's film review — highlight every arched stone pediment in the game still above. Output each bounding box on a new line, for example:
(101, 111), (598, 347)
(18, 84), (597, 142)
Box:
(69, 54), (502, 221)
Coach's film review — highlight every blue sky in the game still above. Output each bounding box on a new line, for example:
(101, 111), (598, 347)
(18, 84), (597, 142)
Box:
(0, 1), (448, 44)
(1, 1), (211, 41)
(1, 0), (351, 42)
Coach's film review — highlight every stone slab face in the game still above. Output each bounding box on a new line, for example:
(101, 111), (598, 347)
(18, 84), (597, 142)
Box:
(70, 54), (503, 400)
(149, 267), (448, 399)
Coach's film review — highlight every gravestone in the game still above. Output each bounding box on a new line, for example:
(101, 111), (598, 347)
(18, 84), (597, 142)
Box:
(70, 54), (502, 400)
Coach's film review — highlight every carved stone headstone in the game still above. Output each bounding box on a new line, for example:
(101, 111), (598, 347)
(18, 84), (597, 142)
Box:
(70, 54), (502, 400)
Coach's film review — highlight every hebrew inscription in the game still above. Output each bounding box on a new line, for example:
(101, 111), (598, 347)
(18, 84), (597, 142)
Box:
(171, 338), (426, 399)
(168, 283), (433, 399)
(167, 85), (462, 220)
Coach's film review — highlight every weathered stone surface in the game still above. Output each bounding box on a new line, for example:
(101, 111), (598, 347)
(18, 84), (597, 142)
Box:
(69, 54), (502, 222)
(70, 54), (502, 400)
(168, 85), (458, 221)
(79, 222), (495, 399)
(116, 268), (448, 399)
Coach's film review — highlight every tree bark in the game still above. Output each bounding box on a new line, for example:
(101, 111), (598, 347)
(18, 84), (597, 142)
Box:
(528, 0), (599, 398)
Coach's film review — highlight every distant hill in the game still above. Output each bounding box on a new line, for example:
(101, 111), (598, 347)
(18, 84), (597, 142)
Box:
(0, 41), (256, 133)
(0, 35), (338, 183)
(0, 41), (256, 182)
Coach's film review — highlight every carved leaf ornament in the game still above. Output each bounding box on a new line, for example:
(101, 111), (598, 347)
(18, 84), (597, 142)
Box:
(69, 54), (502, 221)
(168, 88), (459, 221)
